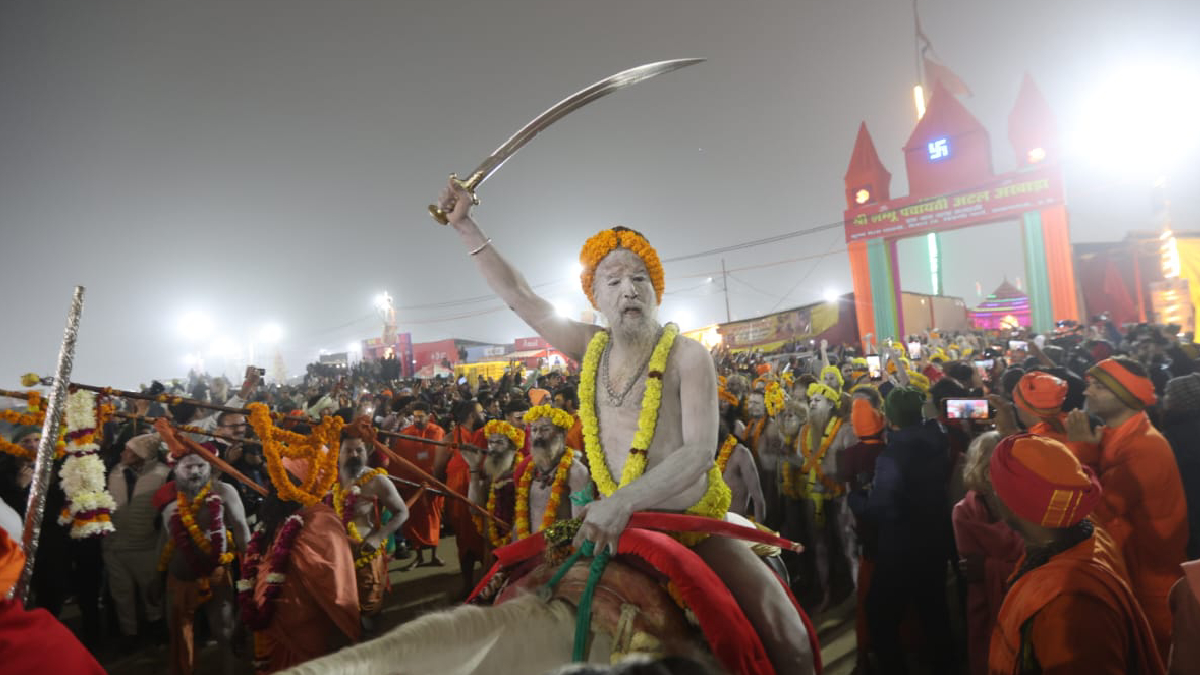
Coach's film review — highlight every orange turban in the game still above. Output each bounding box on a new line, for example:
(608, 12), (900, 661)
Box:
(851, 398), (884, 438)
(1014, 372), (1068, 417)
(1087, 358), (1156, 410)
(989, 434), (1102, 528)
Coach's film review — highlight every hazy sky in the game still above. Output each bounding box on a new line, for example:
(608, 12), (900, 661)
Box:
(2, 1), (1198, 388)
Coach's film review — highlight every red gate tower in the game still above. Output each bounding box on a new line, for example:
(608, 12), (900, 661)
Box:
(843, 75), (1079, 344)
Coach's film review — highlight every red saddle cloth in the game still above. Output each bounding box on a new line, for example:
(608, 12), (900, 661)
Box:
(469, 517), (823, 675)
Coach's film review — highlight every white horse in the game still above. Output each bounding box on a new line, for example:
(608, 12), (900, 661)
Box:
(281, 593), (615, 675)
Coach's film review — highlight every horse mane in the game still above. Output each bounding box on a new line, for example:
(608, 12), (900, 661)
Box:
(283, 593), (584, 675)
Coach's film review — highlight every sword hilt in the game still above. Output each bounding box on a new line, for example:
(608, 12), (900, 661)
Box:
(428, 172), (483, 225)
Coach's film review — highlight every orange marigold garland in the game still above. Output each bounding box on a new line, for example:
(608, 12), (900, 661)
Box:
(247, 402), (343, 506)
(514, 449), (574, 540)
(579, 227), (665, 309)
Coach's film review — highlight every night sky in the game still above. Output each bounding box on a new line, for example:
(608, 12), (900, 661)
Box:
(2, 1), (1197, 388)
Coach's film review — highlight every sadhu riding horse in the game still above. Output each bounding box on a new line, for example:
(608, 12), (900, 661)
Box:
(282, 60), (822, 675)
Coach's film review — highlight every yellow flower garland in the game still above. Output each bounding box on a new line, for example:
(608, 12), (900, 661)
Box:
(514, 449), (574, 540)
(578, 227), (665, 309)
(763, 381), (785, 417)
(522, 405), (574, 431)
(715, 435), (738, 474)
(580, 323), (731, 545)
(484, 482), (506, 549)
(482, 419), (525, 449)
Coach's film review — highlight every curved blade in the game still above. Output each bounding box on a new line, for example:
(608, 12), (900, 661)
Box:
(468, 58), (705, 185)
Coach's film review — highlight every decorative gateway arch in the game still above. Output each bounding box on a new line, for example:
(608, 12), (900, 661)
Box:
(842, 75), (1080, 344)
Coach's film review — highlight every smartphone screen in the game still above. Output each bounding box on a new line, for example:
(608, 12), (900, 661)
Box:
(1008, 340), (1028, 352)
(907, 341), (922, 360)
(866, 355), (882, 379)
(943, 398), (993, 420)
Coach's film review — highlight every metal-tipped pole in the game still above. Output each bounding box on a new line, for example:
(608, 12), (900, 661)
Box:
(13, 286), (85, 604)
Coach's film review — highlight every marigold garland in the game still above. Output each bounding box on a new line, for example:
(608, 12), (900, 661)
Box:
(522, 405), (574, 431)
(579, 323), (731, 545)
(715, 435), (738, 474)
(482, 419), (525, 449)
(247, 402), (343, 506)
(331, 466), (388, 569)
(717, 387), (739, 408)
(514, 449), (574, 540)
(782, 417), (846, 503)
(763, 381), (785, 417)
(578, 227), (665, 309)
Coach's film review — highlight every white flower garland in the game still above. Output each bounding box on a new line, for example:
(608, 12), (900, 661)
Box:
(57, 390), (117, 538)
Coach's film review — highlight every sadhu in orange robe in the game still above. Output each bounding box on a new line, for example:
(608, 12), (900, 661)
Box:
(989, 523), (1164, 675)
(390, 422), (446, 548)
(1088, 412), (1188, 661)
(253, 502), (361, 673)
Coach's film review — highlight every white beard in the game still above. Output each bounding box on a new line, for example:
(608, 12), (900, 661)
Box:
(531, 438), (566, 472)
(483, 452), (515, 481)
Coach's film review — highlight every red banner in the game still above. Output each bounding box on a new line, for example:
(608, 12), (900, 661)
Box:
(843, 165), (1065, 243)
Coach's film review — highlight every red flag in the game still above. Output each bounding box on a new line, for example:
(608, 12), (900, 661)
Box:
(924, 56), (972, 97)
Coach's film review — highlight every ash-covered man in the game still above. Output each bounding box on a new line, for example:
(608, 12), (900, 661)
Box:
(435, 181), (815, 673)
(514, 406), (592, 539)
(156, 449), (251, 675)
(333, 424), (409, 617)
(716, 422), (765, 524)
(780, 382), (858, 612)
(463, 419), (521, 554)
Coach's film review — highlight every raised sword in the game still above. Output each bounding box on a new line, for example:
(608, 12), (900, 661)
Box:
(428, 58), (704, 223)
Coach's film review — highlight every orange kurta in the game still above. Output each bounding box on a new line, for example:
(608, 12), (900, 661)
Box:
(989, 524), (1164, 675)
(255, 503), (360, 673)
(446, 426), (486, 562)
(566, 415), (584, 455)
(1093, 412), (1188, 660)
(392, 422), (446, 547)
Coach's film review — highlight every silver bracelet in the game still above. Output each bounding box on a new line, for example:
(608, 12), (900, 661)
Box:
(469, 238), (493, 256)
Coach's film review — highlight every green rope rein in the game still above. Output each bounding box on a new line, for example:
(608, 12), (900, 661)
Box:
(541, 540), (613, 662)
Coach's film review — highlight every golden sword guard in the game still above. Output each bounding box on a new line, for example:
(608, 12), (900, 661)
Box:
(428, 171), (484, 225)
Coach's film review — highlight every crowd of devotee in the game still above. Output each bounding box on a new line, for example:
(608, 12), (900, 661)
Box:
(3, 311), (1199, 674)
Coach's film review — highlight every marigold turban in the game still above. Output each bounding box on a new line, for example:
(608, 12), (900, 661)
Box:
(850, 357), (869, 372)
(1013, 371), (1068, 417)
(1087, 358), (1157, 410)
(482, 419), (525, 449)
(807, 382), (840, 405)
(851, 398), (884, 438)
(523, 405), (574, 431)
(989, 433), (1102, 528)
(579, 227), (665, 309)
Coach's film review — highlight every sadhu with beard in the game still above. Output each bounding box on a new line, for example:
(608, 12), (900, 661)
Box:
(515, 405), (592, 540)
(781, 382), (857, 612)
(757, 397), (806, 529)
(463, 419), (522, 553)
(333, 421), (409, 617)
(153, 442), (251, 675)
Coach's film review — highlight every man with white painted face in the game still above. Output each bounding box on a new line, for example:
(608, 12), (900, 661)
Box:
(156, 448), (250, 675)
(435, 181), (816, 674)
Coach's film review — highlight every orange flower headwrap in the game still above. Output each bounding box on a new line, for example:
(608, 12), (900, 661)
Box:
(989, 433), (1102, 528)
(579, 227), (665, 309)
(1087, 358), (1157, 410)
(1014, 372), (1068, 417)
